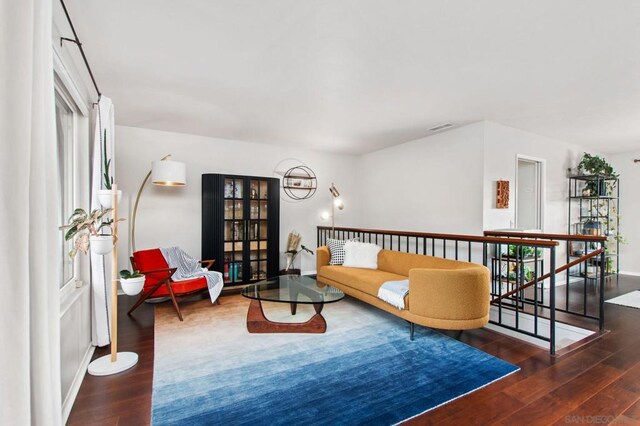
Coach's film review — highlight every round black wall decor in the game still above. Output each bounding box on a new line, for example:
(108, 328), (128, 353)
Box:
(282, 165), (317, 200)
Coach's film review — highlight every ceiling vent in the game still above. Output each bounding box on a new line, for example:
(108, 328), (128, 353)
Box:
(429, 123), (455, 132)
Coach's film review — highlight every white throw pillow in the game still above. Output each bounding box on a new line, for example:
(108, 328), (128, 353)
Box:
(342, 242), (382, 269)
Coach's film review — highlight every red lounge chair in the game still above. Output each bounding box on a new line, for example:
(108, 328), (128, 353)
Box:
(128, 248), (215, 321)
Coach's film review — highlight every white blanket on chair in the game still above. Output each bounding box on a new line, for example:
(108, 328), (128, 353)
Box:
(378, 279), (409, 310)
(160, 247), (223, 303)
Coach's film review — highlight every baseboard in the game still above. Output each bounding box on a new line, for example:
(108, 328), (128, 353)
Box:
(62, 344), (96, 424)
(619, 271), (640, 277)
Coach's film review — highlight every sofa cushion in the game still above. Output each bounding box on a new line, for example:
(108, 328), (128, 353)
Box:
(343, 241), (382, 269)
(377, 250), (474, 276)
(319, 265), (407, 298)
(327, 238), (359, 265)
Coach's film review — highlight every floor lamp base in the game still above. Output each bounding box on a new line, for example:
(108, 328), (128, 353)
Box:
(87, 352), (138, 376)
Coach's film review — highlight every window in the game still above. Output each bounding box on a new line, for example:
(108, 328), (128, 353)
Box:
(55, 87), (75, 288)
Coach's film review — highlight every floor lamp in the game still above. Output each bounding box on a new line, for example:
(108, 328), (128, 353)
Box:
(321, 183), (344, 238)
(88, 184), (139, 375)
(131, 155), (186, 253)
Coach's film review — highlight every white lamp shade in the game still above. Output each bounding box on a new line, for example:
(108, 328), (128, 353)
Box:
(152, 160), (186, 186)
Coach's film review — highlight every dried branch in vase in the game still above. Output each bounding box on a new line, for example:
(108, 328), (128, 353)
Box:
(285, 231), (314, 270)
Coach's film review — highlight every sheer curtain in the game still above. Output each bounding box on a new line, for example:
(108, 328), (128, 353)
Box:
(0, 0), (62, 424)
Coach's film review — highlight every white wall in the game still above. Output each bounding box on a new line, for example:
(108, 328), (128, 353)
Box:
(482, 121), (586, 234)
(610, 151), (640, 275)
(358, 122), (486, 234)
(114, 126), (361, 274)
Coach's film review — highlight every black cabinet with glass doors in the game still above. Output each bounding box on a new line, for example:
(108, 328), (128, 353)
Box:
(202, 174), (280, 286)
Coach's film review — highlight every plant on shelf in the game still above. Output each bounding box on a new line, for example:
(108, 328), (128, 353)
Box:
(576, 153), (619, 196)
(120, 269), (143, 279)
(507, 244), (542, 259)
(59, 207), (121, 257)
(285, 231), (314, 271)
(119, 269), (145, 296)
(103, 130), (113, 190)
(577, 153), (618, 177)
(96, 130), (123, 208)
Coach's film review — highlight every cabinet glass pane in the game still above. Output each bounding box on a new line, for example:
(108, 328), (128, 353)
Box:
(224, 200), (235, 219)
(234, 200), (243, 219)
(250, 261), (259, 281)
(233, 178), (243, 199)
(224, 179), (234, 199)
(260, 201), (268, 219)
(259, 180), (268, 199)
(259, 221), (268, 240)
(259, 261), (267, 279)
(248, 220), (259, 240)
(250, 200), (260, 219)
(226, 261), (242, 283)
(225, 221), (244, 241)
(250, 180), (260, 200)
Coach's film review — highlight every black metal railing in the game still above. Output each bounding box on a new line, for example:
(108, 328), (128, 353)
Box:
(484, 231), (607, 332)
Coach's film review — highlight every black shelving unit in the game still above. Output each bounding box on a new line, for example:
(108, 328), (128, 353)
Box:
(567, 174), (620, 280)
(202, 174), (280, 286)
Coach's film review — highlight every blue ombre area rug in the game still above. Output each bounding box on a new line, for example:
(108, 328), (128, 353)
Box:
(152, 296), (519, 425)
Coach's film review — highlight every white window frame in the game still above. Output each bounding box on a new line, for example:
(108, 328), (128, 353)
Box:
(54, 50), (89, 303)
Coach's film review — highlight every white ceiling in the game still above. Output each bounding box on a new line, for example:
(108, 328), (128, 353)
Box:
(65, 0), (640, 155)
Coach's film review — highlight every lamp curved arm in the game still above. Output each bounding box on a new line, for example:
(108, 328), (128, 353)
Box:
(131, 154), (172, 253)
(131, 169), (152, 253)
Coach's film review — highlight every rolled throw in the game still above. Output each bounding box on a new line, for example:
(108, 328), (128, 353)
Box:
(378, 279), (409, 310)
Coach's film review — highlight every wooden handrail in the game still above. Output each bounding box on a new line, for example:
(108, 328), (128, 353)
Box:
(318, 226), (559, 247)
(484, 230), (607, 243)
(491, 248), (604, 304)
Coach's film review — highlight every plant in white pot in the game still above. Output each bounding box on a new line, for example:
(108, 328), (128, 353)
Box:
(97, 130), (122, 208)
(59, 207), (121, 257)
(119, 269), (145, 296)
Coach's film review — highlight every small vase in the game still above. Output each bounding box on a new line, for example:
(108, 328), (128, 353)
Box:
(285, 253), (295, 271)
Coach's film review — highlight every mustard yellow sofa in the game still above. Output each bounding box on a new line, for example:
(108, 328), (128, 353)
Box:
(316, 247), (490, 336)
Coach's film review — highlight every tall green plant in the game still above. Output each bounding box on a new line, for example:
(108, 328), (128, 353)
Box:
(102, 129), (113, 190)
(577, 153), (618, 178)
(577, 153), (618, 196)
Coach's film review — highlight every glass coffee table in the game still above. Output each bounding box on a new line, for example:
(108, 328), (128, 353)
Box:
(241, 275), (344, 333)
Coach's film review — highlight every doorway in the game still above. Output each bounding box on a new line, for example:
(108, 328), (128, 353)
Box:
(515, 156), (544, 231)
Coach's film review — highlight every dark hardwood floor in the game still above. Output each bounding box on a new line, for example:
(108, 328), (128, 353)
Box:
(68, 276), (640, 425)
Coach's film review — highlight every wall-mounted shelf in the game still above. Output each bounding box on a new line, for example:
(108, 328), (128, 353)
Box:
(282, 165), (317, 200)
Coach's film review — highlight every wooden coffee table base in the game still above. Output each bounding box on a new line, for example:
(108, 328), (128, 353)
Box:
(246, 299), (327, 333)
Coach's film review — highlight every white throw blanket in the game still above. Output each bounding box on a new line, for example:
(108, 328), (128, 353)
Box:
(160, 247), (223, 303)
(378, 279), (409, 310)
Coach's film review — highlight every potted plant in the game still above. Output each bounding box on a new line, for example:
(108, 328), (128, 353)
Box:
(577, 153), (618, 196)
(119, 269), (145, 295)
(59, 207), (119, 257)
(97, 130), (122, 208)
(284, 231), (314, 273)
